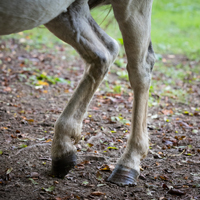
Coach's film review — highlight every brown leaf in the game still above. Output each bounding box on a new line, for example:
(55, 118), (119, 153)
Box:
(26, 119), (34, 123)
(91, 191), (105, 196)
(162, 109), (173, 115)
(77, 160), (90, 166)
(3, 87), (11, 92)
(55, 198), (62, 200)
(100, 164), (110, 171)
(194, 112), (199, 116)
(162, 183), (169, 190)
(155, 162), (160, 166)
(168, 189), (185, 196)
(87, 143), (94, 148)
(175, 135), (186, 140)
(159, 175), (169, 181)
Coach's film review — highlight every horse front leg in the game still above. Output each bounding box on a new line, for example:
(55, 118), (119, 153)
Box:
(45, 0), (119, 178)
(108, 0), (156, 186)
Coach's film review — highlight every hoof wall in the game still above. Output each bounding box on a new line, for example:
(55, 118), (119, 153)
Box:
(51, 153), (76, 178)
(107, 164), (139, 186)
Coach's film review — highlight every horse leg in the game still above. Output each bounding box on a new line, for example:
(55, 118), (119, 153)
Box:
(45, 0), (119, 178)
(108, 0), (156, 186)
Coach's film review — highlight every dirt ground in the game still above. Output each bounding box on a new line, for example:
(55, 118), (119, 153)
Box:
(0, 38), (200, 200)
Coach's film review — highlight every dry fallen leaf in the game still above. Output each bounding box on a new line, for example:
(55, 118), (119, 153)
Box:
(159, 175), (169, 181)
(87, 143), (94, 148)
(100, 164), (110, 171)
(26, 119), (34, 123)
(162, 183), (169, 190)
(45, 139), (52, 143)
(11, 134), (17, 138)
(55, 198), (62, 200)
(37, 81), (49, 86)
(117, 139), (123, 143)
(162, 109), (173, 115)
(155, 162), (160, 166)
(168, 189), (185, 196)
(91, 191), (105, 196)
(3, 87), (11, 92)
(1, 127), (8, 130)
(77, 160), (90, 166)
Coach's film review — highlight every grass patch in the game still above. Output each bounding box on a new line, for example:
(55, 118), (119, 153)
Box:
(91, 0), (200, 58)
(152, 0), (200, 58)
(151, 59), (200, 104)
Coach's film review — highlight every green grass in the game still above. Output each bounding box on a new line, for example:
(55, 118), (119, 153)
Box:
(1, 27), (62, 50)
(92, 0), (200, 58)
(152, 0), (200, 58)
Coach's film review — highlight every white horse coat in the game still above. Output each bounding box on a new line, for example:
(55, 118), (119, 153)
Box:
(0, 0), (75, 35)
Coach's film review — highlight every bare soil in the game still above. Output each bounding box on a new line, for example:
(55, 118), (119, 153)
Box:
(0, 39), (200, 200)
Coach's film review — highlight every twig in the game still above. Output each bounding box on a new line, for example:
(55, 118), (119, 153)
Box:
(15, 143), (51, 156)
(168, 149), (186, 157)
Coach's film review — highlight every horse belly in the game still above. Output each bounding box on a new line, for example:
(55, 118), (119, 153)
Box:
(0, 0), (74, 35)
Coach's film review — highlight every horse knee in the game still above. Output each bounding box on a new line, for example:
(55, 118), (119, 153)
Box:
(87, 39), (119, 80)
(88, 52), (110, 80)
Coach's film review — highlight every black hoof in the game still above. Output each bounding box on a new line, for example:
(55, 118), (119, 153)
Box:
(51, 153), (77, 178)
(107, 164), (139, 186)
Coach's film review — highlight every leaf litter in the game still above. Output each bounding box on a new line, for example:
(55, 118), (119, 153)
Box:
(0, 38), (200, 199)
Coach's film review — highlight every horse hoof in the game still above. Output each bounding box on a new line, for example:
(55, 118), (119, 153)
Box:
(107, 164), (139, 186)
(51, 153), (77, 178)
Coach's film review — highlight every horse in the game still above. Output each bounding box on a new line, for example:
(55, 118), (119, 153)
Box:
(0, 0), (155, 186)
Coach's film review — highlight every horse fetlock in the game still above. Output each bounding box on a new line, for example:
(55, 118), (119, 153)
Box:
(51, 118), (82, 178)
(55, 117), (82, 142)
(52, 118), (82, 158)
(117, 152), (141, 174)
(51, 135), (77, 159)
